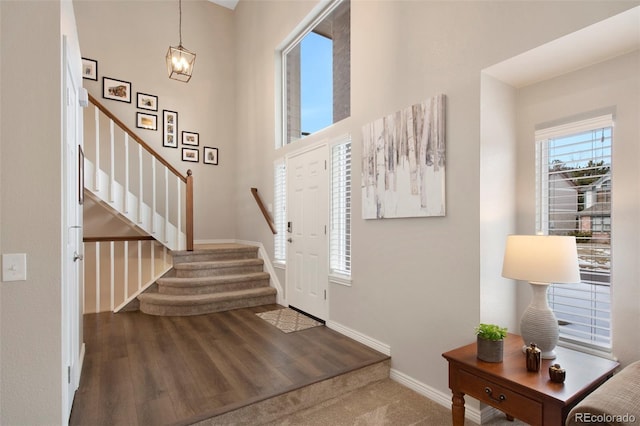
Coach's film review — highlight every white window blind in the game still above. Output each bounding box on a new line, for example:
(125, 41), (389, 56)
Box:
(274, 161), (287, 263)
(330, 136), (351, 277)
(535, 114), (613, 351)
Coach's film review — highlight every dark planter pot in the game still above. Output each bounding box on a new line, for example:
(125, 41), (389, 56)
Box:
(477, 336), (504, 363)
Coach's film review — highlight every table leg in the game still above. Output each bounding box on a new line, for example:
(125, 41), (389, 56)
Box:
(452, 391), (465, 426)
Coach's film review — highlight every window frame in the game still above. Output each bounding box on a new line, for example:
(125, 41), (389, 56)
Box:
(329, 134), (352, 285)
(273, 160), (287, 266)
(278, 0), (350, 148)
(535, 114), (614, 353)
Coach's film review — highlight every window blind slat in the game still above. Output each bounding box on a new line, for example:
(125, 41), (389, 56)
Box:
(274, 162), (287, 262)
(536, 117), (613, 351)
(330, 136), (351, 277)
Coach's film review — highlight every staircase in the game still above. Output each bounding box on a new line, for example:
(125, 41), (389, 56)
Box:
(138, 244), (277, 316)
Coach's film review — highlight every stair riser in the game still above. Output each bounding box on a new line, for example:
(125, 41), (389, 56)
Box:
(139, 294), (276, 316)
(176, 264), (264, 278)
(172, 250), (258, 265)
(158, 278), (270, 295)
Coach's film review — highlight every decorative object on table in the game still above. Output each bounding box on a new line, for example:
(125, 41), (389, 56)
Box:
(361, 93), (446, 219)
(182, 147), (199, 163)
(81, 57), (98, 81)
(136, 112), (157, 131)
(166, 0), (196, 82)
(502, 235), (581, 359)
(526, 342), (541, 372)
(203, 146), (218, 165)
(475, 323), (507, 363)
(102, 76), (131, 103)
(163, 110), (178, 148)
(549, 364), (566, 383)
(136, 92), (158, 111)
(182, 131), (199, 146)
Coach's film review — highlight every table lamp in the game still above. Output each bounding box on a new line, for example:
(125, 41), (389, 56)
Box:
(502, 235), (581, 359)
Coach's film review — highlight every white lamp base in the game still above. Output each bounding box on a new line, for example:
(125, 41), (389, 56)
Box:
(520, 282), (559, 360)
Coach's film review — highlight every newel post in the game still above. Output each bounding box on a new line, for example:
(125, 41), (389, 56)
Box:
(186, 169), (194, 251)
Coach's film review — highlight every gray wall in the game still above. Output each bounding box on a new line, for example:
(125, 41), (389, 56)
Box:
(515, 51), (640, 364)
(233, 0), (638, 400)
(0, 0), (78, 422)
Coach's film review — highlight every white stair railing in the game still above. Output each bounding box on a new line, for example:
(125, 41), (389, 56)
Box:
(82, 238), (172, 313)
(83, 94), (194, 252)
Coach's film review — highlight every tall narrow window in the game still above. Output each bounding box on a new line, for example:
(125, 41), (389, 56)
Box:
(330, 135), (351, 279)
(535, 114), (613, 351)
(274, 161), (287, 263)
(282, 0), (350, 146)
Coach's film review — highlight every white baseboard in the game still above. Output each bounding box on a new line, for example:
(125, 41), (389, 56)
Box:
(325, 320), (391, 356)
(75, 343), (86, 390)
(389, 368), (483, 424)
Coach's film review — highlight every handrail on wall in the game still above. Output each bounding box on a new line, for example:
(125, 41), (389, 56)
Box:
(88, 94), (194, 251)
(251, 188), (277, 235)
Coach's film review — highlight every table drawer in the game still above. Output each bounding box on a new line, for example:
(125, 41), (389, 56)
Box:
(458, 369), (542, 425)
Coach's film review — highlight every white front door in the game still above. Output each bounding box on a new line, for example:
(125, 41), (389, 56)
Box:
(62, 36), (83, 423)
(286, 144), (329, 320)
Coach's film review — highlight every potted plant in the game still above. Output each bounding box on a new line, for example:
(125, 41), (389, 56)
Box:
(475, 323), (508, 363)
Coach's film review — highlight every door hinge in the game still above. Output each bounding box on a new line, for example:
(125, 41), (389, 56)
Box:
(324, 225), (327, 235)
(324, 160), (327, 170)
(67, 366), (71, 384)
(324, 290), (327, 300)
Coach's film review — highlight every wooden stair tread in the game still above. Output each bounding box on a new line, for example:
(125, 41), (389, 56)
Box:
(158, 271), (269, 286)
(171, 244), (258, 257)
(174, 258), (264, 270)
(139, 287), (276, 305)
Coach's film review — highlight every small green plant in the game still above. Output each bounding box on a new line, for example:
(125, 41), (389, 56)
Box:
(475, 323), (507, 341)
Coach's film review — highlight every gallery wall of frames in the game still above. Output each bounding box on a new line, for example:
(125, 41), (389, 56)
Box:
(83, 56), (219, 166)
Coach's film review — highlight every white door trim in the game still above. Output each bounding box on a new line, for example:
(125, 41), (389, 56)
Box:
(285, 142), (330, 320)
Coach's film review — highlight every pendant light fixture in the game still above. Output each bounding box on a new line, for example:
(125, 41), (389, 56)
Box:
(166, 0), (196, 82)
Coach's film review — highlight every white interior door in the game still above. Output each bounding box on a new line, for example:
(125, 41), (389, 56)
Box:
(286, 144), (329, 320)
(62, 36), (83, 423)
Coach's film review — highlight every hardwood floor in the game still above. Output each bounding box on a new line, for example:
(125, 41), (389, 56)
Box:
(69, 305), (389, 426)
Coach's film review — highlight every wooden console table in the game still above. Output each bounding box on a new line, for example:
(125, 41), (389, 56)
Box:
(442, 333), (618, 425)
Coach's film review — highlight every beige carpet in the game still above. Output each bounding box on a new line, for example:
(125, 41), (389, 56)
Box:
(259, 378), (529, 426)
(256, 308), (323, 333)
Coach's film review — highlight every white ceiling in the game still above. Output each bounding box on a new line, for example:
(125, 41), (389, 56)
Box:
(209, 0), (239, 10)
(484, 6), (639, 88)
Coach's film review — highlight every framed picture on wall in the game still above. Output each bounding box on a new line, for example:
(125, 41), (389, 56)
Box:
(163, 110), (178, 148)
(136, 112), (157, 131)
(182, 148), (199, 163)
(102, 77), (131, 103)
(82, 58), (98, 81)
(182, 131), (199, 146)
(203, 146), (218, 165)
(137, 92), (158, 111)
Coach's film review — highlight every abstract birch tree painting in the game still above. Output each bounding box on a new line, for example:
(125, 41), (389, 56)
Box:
(362, 94), (446, 219)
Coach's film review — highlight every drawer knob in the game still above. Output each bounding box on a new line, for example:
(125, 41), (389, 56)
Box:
(484, 386), (506, 403)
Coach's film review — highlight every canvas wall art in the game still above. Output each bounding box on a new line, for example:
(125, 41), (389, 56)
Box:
(362, 94), (446, 219)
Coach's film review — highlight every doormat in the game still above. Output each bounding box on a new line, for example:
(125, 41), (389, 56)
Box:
(256, 308), (323, 333)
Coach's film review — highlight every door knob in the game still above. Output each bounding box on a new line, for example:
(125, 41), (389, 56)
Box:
(73, 252), (84, 262)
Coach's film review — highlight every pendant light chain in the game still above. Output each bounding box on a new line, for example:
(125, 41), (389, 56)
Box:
(179, 0), (183, 46)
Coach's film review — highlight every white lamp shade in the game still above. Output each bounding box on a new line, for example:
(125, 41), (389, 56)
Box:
(502, 235), (581, 284)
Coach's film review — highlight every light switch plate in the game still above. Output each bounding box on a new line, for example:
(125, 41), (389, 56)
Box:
(2, 253), (27, 282)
